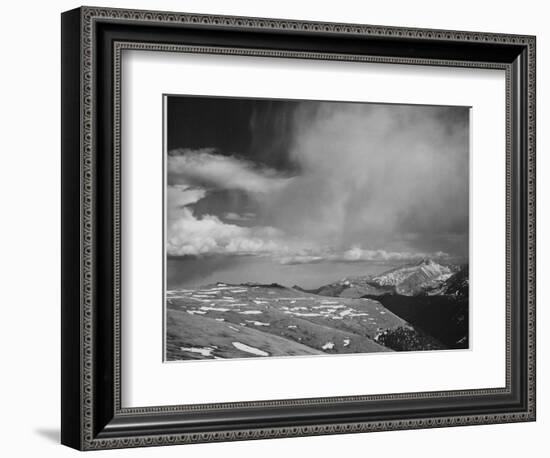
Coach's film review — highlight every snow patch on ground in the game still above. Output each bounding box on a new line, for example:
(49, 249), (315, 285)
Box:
(322, 342), (335, 350)
(232, 342), (269, 356)
(180, 346), (214, 357)
(313, 304), (345, 309)
(200, 306), (230, 312)
(246, 320), (270, 326)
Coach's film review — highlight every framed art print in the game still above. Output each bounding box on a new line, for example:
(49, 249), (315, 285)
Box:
(61, 6), (536, 450)
(162, 94), (471, 362)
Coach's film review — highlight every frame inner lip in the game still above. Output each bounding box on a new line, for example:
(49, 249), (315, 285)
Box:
(111, 40), (512, 413)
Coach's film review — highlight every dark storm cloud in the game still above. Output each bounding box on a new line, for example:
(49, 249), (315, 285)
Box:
(167, 147), (293, 193)
(167, 95), (300, 172)
(166, 96), (469, 264)
(248, 100), (302, 171)
(261, 102), (470, 257)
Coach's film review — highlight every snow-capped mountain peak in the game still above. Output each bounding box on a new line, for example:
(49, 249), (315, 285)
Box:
(371, 259), (453, 296)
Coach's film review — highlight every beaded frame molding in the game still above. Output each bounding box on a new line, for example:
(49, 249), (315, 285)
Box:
(61, 6), (536, 451)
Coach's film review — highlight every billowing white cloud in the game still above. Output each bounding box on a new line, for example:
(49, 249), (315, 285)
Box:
(166, 150), (296, 257)
(166, 182), (452, 262)
(278, 255), (325, 265)
(279, 246), (449, 265)
(166, 207), (286, 257)
(168, 148), (293, 194)
(166, 106), (468, 264)
(338, 246), (449, 262)
(166, 164), (284, 256)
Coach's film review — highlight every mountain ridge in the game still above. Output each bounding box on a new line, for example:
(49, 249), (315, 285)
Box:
(298, 259), (464, 298)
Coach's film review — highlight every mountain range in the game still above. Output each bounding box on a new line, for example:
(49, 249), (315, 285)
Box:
(298, 258), (465, 298)
(165, 259), (469, 361)
(299, 259), (469, 348)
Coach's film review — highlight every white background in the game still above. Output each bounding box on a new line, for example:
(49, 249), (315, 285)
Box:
(123, 52), (506, 407)
(0, 0), (546, 457)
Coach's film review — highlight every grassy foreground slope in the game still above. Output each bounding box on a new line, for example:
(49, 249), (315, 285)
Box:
(165, 283), (401, 360)
(166, 310), (325, 360)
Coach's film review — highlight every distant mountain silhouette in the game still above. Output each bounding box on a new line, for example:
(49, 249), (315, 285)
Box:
(300, 259), (459, 298)
(369, 259), (454, 296)
(362, 266), (469, 348)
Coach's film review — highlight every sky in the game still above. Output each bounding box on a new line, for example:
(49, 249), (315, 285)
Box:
(166, 95), (470, 289)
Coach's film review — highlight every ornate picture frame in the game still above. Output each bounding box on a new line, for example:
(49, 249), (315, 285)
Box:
(61, 6), (536, 450)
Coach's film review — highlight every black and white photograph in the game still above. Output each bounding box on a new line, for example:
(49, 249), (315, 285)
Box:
(164, 95), (470, 361)
(54, 3), (538, 453)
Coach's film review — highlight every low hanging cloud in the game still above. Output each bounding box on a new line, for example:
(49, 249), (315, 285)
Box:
(167, 148), (293, 194)
(247, 103), (470, 258)
(166, 154), (290, 257)
(338, 246), (449, 263)
(166, 207), (285, 256)
(167, 178), (452, 262)
(279, 246), (450, 265)
(166, 101), (469, 264)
